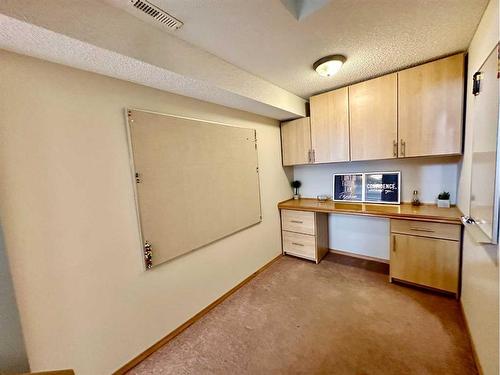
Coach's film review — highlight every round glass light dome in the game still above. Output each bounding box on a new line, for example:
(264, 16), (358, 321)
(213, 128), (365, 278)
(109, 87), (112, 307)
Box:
(313, 55), (346, 77)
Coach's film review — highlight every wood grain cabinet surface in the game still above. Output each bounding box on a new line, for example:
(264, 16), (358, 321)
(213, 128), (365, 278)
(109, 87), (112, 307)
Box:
(281, 209), (315, 235)
(390, 219), (461, 295)
(281, 209), (329, 264)
(283, 53), (466, 164)
(349, 73), (398, 161)
(310, 87), (350, 163)
(280, 117), (312, 166)
(398, 53), (464, 158)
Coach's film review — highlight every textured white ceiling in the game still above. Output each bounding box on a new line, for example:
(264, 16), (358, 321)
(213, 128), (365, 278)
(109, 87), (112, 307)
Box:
(0, 0), (489, 119)
(0, 14), (302, 120)
(0, 0), (306, 120)
(107, 0), (488, 98)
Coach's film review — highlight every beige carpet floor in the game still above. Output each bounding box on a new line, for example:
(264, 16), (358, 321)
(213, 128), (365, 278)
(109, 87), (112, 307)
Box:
(128, 253), (477, 375)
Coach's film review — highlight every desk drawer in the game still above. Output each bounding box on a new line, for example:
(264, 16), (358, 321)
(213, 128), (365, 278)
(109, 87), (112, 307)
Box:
(391, 219), (460, 241)
(281, 209), (315, 235)
(282, 231), (316, 260)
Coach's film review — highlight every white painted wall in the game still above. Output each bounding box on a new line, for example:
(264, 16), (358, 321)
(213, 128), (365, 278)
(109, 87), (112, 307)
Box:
(330, 215), (390, 260)
(0, 50), (292, 375)
(294, 157), (460, 259)
(457, 0), (499, 374)
(294, 157), (460, 204)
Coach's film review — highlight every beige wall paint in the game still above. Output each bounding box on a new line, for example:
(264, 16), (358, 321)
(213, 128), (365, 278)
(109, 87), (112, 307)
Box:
(0, 229), (29, 373)
(457, 0), (499, 374)
(0, 50), (292, 375)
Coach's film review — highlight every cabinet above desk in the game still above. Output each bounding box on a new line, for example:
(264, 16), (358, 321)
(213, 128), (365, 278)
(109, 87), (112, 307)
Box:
(278, 198), (463, 225)
(281, 53), (465, 166)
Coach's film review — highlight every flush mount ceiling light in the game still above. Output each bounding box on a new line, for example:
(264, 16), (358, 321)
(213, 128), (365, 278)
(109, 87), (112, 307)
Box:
(313, 55), (346, 77)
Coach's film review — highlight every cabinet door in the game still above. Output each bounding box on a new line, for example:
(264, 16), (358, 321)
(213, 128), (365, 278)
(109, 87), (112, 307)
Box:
(349, 73), (398, 161)
(398, 54), (464, 157)
(390, 234), (460, 293)
(281, 117), (311, 166)
(310, 87), (350, 163)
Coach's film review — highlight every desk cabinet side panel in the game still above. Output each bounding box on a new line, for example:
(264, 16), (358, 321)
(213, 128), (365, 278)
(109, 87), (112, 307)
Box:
(315, 213), (329, 262)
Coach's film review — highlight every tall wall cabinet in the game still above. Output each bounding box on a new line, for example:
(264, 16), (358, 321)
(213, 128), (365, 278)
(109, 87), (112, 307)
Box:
(281, 53), (465, 166)
(349, 73), (398, 161)
(281, 117), (311, 166)
(398, 54), (464, 157)
(309, 87), (350, 163)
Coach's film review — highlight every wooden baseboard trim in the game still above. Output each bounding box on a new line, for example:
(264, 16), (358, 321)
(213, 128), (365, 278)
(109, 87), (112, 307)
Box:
(112, 254), (283, 375)
(460, 302), (483, 375)
(20, 371), (74, 375)
(329, 248), (389, 264)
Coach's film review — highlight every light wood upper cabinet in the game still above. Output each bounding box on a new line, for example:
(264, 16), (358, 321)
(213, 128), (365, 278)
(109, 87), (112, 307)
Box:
(286, 53), (466, 165)
(310, 87), (350, 163)
(349, 73), (398, 161)
(280, 117), (311, 166)
(398, 53), (464, 157)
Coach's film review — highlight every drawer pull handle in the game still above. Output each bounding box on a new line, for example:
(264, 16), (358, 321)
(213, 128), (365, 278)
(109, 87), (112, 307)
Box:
(290, 220), (303, 224)
(409, 227), (435, 233)
(292, 242), (304, 246)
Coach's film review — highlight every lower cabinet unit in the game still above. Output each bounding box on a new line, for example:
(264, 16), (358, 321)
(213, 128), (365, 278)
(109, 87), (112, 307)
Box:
(390, 219), (461, 295)
(281, 209), (329, 264)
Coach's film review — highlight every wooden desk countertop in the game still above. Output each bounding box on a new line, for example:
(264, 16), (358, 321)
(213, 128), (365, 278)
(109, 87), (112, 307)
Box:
(278, 198), (463, 225)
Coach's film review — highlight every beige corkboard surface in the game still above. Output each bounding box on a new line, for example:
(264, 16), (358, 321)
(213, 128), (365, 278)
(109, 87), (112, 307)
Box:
(128, 109), (262, 267)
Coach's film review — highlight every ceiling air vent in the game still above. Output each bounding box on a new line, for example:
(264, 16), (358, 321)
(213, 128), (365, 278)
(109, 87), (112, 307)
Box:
(130, 0), (183, 30)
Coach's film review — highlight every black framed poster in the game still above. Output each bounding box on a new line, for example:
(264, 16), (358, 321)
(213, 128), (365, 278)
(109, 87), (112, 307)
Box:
(364, 172), (400, 204)
(333, 174), (363, 202)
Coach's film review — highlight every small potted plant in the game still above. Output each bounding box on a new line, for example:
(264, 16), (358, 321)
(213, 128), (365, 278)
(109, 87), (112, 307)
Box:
(291, 180), (302, 200)
(437, 191), (451, 208)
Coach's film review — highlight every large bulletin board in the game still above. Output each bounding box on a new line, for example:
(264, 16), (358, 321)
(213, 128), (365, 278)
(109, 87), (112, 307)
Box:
(126, 109), (262, 268)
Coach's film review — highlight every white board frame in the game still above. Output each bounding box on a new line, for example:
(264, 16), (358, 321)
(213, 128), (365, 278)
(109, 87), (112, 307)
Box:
(124, 108), (262, 269)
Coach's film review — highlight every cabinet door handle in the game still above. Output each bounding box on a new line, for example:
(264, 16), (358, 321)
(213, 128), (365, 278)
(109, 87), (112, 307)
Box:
(400, 139), (406, 156)
(409, 227), (435, 233)
(290, 220), (303, 224)
(312, 149), (316, 163)
(392, 235), (396, 252)
(308, 149), (312, 163)
(393, 140), (398, 157)
(292, 242), (304, 246)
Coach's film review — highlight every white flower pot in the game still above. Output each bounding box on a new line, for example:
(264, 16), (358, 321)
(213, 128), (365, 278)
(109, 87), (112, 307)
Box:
(293, 194), (300, 200)
(437, 199), (450, 208)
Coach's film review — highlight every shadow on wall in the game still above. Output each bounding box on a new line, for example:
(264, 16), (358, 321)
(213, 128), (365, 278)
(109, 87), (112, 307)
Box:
(0, 223), (29, 374)
(482, 242), (499, 267)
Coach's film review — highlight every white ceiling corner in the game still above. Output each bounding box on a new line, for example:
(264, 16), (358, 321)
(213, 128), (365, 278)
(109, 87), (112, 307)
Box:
(280, 0), (331, 20)
(0, 0), (306, 121)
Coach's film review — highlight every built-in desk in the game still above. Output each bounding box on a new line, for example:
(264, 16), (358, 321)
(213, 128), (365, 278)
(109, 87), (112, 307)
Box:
(278, 198), (463, 296)
(278, 198), (463, 224)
